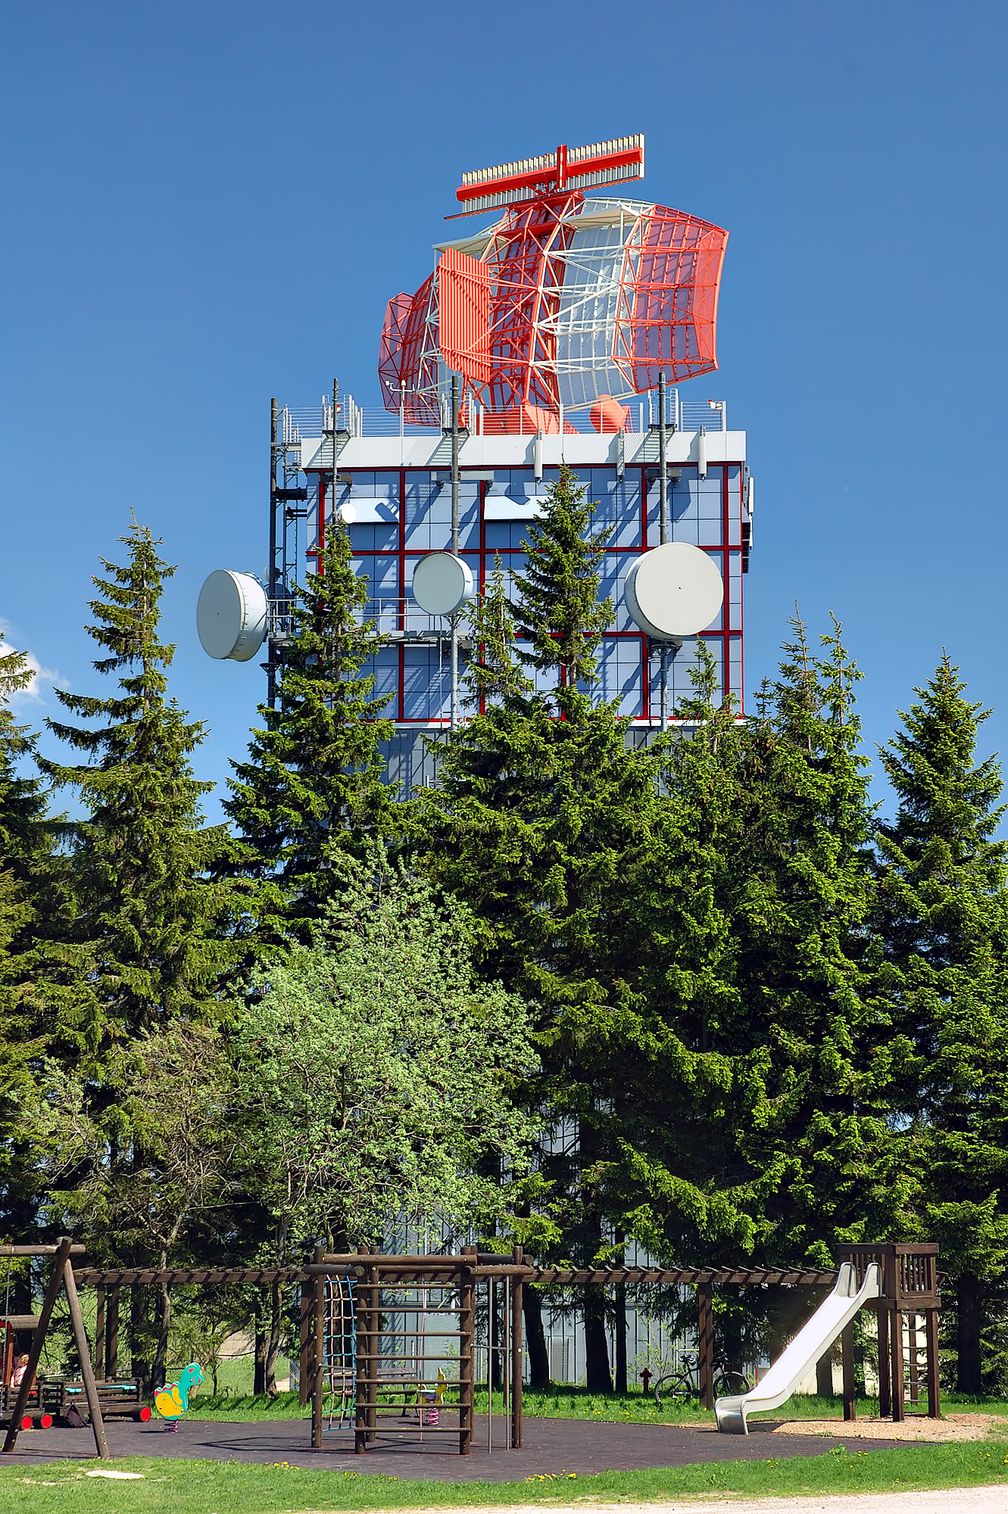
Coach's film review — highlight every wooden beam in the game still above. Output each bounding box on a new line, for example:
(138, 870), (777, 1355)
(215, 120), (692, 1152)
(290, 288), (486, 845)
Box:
(877, 1306), (892, 1419)
(2, 1238), (72, 1454)
(697, 1283), (714, 1410)
(63, 1255), (110, 1457)
(105, 1287), (119, 1380)
(510, 1244), (523, 1450)
(310, 1246), (324, 1452)
(459, 1251), (476, 1455)
(841, 1321), (856, 1420)
(925, 1307), (941, 1419)
(0, 1244), (86, 1257)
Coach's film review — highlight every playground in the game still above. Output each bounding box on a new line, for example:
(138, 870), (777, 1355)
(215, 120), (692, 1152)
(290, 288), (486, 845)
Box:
(0, 1404), (932, 1477)
(2, 1241), (1007, 1513)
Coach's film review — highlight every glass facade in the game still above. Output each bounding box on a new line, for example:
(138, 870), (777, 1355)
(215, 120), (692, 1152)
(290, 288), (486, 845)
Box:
(341, 459), (747, 729)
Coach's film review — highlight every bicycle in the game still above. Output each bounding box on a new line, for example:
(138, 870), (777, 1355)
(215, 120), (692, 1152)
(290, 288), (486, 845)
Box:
(652, 1351), (751, 1406)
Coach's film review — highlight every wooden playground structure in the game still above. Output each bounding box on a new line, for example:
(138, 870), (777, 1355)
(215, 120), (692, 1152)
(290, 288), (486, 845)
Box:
(1, 1238), (941, 1460)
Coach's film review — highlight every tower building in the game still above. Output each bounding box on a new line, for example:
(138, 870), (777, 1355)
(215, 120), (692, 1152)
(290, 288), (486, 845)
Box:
(199, 136), (754, 791)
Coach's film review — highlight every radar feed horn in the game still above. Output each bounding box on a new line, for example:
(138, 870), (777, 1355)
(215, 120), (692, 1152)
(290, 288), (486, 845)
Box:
(453, 135), (645, 217)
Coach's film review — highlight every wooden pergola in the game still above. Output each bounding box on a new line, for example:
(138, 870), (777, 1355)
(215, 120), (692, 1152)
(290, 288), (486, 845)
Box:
(4, 1238), (939, 1460)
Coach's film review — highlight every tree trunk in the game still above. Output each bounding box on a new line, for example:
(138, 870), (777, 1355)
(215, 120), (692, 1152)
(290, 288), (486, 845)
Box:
(253, 1326), (267, 1395)
(614, 1283), (628, 1394)
(523, 1285), (551, 1389)
(956, 1274), (983, 1394)
(583, 1285), (612, 1391)
(130, 1284), (150, 1388)
(152, 1280), (172, 1389)
(265, 1282), (283, 1396)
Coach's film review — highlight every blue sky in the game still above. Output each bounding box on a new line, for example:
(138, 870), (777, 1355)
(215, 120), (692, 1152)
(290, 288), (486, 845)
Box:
(2, 1), (1006, 822)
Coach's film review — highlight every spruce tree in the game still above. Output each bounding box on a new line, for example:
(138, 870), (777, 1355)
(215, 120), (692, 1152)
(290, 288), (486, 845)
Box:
(605, 647), (762, 1270)
(419, 467), (667, 1389)
(511, 464), (612, 709)
(730, 617), (906, 1270)
(876, 655), (1008, 1392)
(0, 635), (40, 1232)
(41, 523), (236, 1067)
(0, 634), (68, 1248)
(224, 526), (394, 946)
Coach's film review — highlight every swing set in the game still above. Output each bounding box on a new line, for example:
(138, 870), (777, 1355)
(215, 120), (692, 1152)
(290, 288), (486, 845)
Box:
(0, 1239), (109, 1458)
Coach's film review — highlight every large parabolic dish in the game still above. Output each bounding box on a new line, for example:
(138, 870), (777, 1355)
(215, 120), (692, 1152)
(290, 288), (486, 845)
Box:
(624, 543), (724, 641)
(196, 570), (269, 661)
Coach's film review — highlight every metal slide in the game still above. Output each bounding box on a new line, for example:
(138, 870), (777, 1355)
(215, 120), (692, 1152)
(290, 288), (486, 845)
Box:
(715, 1261), (881, 1434)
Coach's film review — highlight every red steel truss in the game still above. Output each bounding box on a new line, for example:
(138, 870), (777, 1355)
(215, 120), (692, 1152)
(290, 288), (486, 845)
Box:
(377, 134), (728, 426)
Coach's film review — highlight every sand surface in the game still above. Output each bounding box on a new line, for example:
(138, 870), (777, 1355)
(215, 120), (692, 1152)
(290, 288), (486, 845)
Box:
(766, 1411), (1005, 1442)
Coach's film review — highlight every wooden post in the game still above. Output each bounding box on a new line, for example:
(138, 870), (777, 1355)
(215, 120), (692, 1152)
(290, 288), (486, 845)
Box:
(94, 1287), (106, 1380)
(459, 1248), (476, 1454)
(841, 1320), (856, 1420)
(697, 1283), (714, 1410)
(311, 1247), (325, 1451)
(510, 1245), (523, 1450)
(3, 1238), (72, 1455)
(298, 1276), (312, 1408)
(925, 1307), (941, 1419)
(877, 1305), (891, 1418)
(365, 1264), (379, 1446)
(105, 1286), (119, 1380)
(63, 1254), (110, 1457)
(354, 1261), (369, 1455)
(890, 1310), (906, 1422)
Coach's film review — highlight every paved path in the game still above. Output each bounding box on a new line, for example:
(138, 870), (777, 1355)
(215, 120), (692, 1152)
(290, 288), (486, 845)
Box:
(398, 1494), (1008, 1514)
(0, 1413), (922, 1481)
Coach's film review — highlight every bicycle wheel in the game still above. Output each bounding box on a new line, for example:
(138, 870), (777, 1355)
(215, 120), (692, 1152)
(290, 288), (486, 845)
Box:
(713, 1370), (751, 1397)
(653, 1371), (694, 1408)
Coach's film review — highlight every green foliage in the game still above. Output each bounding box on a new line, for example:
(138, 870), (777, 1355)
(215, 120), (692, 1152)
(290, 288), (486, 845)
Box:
(511, 463), (612, 709)
(231, 846), (537, 1251)
(876, 654), (1008, 1390)
(225, 528), (395, 946)
(730, 615), (908, 1267)
(41, 523), (236, 1065)
(0, 630), (66, 1240)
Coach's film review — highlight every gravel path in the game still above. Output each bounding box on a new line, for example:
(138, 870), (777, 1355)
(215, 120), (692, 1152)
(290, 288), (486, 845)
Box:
(393, 1490), (1008, 1514)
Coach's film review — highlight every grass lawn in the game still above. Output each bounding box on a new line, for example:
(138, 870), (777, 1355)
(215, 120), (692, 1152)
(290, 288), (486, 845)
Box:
(185, 1383), (1008, 1425)
(3, 1439), (1008, 1514)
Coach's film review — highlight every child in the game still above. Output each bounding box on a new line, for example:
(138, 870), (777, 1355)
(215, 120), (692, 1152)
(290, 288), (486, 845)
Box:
(11, 1353), (30, 1387)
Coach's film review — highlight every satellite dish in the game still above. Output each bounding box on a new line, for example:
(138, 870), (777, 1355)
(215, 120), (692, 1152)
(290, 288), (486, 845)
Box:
(624, 542), (723, 641)
(196, 570), (269, 661)
(412, 552), (474, 617)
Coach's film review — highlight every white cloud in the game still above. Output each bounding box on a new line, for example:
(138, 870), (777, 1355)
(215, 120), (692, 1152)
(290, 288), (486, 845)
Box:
(0, 619), (64, 707)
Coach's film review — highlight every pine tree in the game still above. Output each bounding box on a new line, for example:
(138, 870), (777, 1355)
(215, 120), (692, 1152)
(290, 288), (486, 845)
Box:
(41, 523), (236, 1067)
(464, 554), (533, 711)
(876, 655), (1008, 1392)
(0, 838), (40, 1241)
(418, 467), (667, 1389)
(604, 646), (762, 1270)
(512, 463), (612, 710)
(730, 617), (907, 1271)
(224, 527), (394, 946)
(0, 634), (67, 1246)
